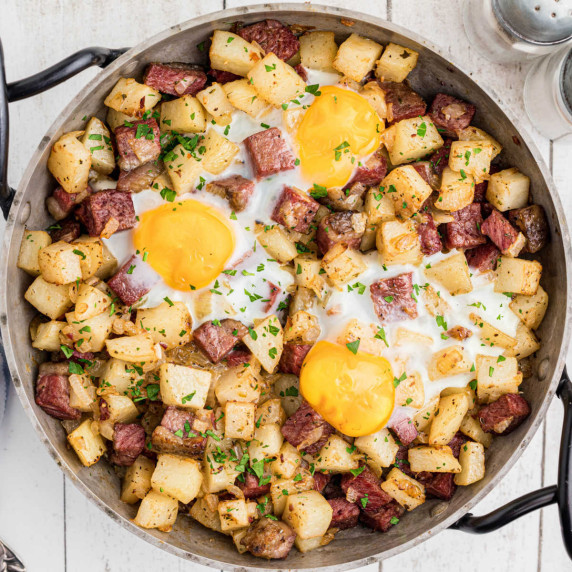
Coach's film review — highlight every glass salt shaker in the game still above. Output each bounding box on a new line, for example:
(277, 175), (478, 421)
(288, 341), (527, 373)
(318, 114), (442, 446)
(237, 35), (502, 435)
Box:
(462, 0), (572, 64)
(524, 45), (572, 139)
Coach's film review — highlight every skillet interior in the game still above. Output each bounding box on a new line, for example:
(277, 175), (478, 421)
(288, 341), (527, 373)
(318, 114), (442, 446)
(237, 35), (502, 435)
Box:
(1, 4), (570, 571)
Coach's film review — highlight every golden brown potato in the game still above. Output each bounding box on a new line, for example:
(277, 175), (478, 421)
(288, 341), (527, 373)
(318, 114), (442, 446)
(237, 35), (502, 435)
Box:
(300, 31), (338, 71)
(209, 30), (263, 77)
(104, 78), (161, 117)
(333, 33), (383, 82)
(47, 131), (91, 194)
(17, 230), (52, 276)
(375, 42), (419, 82)
(424, 252), (472, 295)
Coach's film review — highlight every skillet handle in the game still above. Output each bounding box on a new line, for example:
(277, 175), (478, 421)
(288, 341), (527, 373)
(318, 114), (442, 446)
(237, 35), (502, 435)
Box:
(451, 367), (572, 560)
(0, 38), (128, 218)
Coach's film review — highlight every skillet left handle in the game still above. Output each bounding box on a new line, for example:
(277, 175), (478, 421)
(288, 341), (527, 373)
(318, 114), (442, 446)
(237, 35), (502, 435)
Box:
(0, 38), (128, 218)
(451, 367), (572, 560)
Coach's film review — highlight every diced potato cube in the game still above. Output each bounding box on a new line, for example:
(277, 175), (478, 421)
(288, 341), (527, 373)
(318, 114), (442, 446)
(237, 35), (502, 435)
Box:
(202, 453), (239, 494)
(282, 490), (333, 539)
(486, 168), (530, 212)
(133, 490), (178, 531)
(457, 126), (502, 159)
(440, 386), (477, 409)
(381, 165), (433, 219)
(413, 397), (440, 432)
(448, 141), (494, 184)
(248, 423), (284, 461)
(381, 468), (425, 511)
(294, 257), (331, 301)
(121, 456), (155, 504)
(459, 413), (493, 448)
(25, 276), (73, 319)
(435, 167), (475, 212)
(509, 285), (548, 330)
(271, 442), (302, 479)
(74, 283), (110, 321)
(47, 131), (91, 194)
(321, 243), (367, 286)
(300, 31), (338, 71)
(295, 535), (332, 554)
(151, 453), (202, 504)
(394, 328), (433, 347)
(67, 419), (106, 467)
(248, 53), (306, 107)
(257, 226), (298, 263)
(425, 252), (472, 295)
(99, 359), (139, 395)
(494, 257), (541, 295)
(159, 95), (206, 133)
(284, 311), (320, 344)
(241, 315), (283, 373)
(395, 371), (425, 409)
(333, 33), (383, 82)
(360, 81), (388, 121)
(38, 240), (82, 285)
(377, 219), (422, 265)
(104, 78), (161, 117)
(336, 319), (387, 357)
(215, 365), (261, 405)
(454, 442), (485, 485)
(271, 471), (314, 515)
(422, 284), (450, 317)
(65, 310), (114, 353)
(355, 428), (399, 468)
(106, 108), (137, 132)
(136, 301), (192, 350)
(32, 320), (66, 351)
(72, 238), (104, 279)
(470, 313), (516, 350)
(408, 445), (462, 473)
(209, 30), (263, 77)
(385, 117), (444, 166)
(476, 354), (522, 403)
(189, 496), (225, 533)
(204, 128), (240, 175)
(224, 400), (256, 440)
(428, 345), (472, 381)
(504, 322), (540, 359)
(314, 434), (359, 473)
(68, 373), (97, 412)
(164, 143), (203, 195)
(17, 230), (52, 276)
(223, 79), (268, 118)
(376, 42), (419, 82)
(106, 333), (158, 363)
(429, 393), (471, 445)
(93, 240), (117, 279)
(218, 498), (250, 532)
(104, 394), (139, 424)
(196, 83), (234, 126)
(364, 186), (395, 224)
(159, 362), (212, 409)
(80, 117), (114, 175)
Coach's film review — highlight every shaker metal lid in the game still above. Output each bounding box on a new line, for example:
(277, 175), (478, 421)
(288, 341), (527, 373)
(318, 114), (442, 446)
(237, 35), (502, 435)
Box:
(493, 0), (572, 45)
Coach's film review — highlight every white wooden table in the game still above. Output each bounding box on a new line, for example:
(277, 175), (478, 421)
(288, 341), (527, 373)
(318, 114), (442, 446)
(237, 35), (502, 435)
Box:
(1, 1), (571, 571)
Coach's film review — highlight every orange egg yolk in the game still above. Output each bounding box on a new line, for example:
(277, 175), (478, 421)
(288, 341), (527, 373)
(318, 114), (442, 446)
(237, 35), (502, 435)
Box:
(133, 199), (235, 291)
(300, 340), (395, 437)
(296, 85), (382, 189)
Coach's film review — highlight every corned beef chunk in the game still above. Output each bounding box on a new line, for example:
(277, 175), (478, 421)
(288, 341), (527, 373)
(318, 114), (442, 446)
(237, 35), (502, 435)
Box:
(208, 69), (242, 84)
(279, 343), (312, 376)
(271, 186), (320, 233)
(466, 242), (500, 272)
(115, 119), (161, 171)
(236, 472), (271, 499)
(75, 190), (136, 237)
(241, 518), (296, 560)
(429, 93), (476, 137)
(416, 471), (456, 501)
(429, 139), (453, 176)
(481, 209), (523, 255)
(35, 373), (80, 420)
(109, 423), (145, 466)
(116, 161), (163, 193)
(379, 81), (427, 124)
(143, 62), (207, 96)
(328, 498), (360, 530)
(389, 416), (418, 446)
(281, 401), (334, 455)
(478, 394), (531, 434)
(508, 205), (549, 253)
(244, 128), (296, 179)
(444, 203), (486, 250)
(208, 175), (255, 212)
(313, 472), (331, 493)
(370, 272), (417, 323)
(50, 218), (81, 243)
(417, 214), (442, 255)
(107, 254), (160, 306)
(359, 501), (405, 532)
(341, 466), (393, 513)
(316, 211), (366, 255)
(46, 186), (91, 221)
(193, 319), (248, 363)
(346, 147), (387, 187)
(238, 20), (299, 61)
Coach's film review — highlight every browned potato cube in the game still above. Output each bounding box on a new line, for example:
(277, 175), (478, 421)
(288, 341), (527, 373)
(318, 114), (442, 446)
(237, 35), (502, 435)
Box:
(47, 131), (91, 194)
(494, 257), (542, 295)
(375, 42), (419, 82)
(17, 230), (52, 276)
(435, 167), (474, 212)
(381, 165), (433, 219)
(424, 252), (472, 295)
(333, 33), (383, 82)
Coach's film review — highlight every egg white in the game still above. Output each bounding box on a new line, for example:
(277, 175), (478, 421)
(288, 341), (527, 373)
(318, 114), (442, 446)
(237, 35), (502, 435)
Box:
(104, 68), (520, 428)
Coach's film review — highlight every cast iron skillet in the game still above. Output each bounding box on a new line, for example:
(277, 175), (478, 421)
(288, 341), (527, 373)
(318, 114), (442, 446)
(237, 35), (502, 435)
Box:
(0, 5), (571, 570)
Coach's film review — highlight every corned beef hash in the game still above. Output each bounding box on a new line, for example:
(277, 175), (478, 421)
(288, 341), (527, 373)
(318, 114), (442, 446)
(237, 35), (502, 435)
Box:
(19, 19), (549, 560)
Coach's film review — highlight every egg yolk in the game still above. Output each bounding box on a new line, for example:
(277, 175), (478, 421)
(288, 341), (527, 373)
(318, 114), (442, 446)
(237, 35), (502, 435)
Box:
(300, 341), (395, 437)
(133, 199), (235, 291)
(296, 85), (382, 189)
